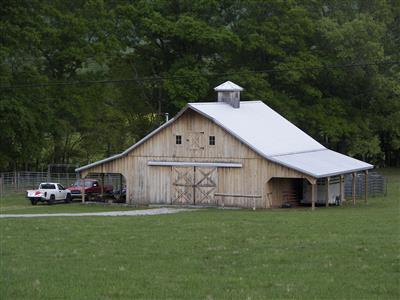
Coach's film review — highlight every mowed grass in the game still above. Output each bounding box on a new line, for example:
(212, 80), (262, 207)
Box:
(1, 170), (399, 299)
(0, 194), (139, 214)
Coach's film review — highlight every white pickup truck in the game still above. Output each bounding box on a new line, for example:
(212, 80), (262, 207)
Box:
(26, 183), (72, 205)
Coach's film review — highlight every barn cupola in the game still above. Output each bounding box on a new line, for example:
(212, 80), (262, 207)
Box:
(214, 81), (244, 108)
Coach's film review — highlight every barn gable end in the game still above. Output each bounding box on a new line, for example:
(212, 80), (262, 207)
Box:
(82, 107), (311, 207)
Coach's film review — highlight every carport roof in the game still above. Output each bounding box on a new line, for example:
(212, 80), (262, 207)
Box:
(268, 149), (373, 178)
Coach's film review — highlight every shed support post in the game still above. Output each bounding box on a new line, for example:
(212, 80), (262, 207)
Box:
(352, 172), (356, 205)
(81, 177), (85, 203)
(326, 177), (330, 207)
(364, 170), (368, 204)
(339, 175), (344, 204)
(126, 185), (130, 205)
(311, 182), (316, 211)
(100, 173), (104, 200)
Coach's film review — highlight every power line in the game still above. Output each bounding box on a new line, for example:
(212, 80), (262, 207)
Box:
(1, 61), (398, 90)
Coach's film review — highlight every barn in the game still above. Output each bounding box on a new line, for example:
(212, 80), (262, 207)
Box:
(76, 81), (373, 209)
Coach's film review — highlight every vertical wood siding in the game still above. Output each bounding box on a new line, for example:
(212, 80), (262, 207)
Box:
(81, 108), (314, 207)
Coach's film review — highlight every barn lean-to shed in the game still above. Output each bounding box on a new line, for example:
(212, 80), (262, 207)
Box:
(76, 81), (373, 209)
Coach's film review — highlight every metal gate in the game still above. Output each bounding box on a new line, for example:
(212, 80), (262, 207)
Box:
(172, 167), (217, 205)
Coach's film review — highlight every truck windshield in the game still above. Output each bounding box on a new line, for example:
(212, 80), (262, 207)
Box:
(72, 181), (93, 187)
(40, 184), (56, 189)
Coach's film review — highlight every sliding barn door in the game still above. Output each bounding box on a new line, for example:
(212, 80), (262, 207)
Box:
(171, 166), (218, 205)
(194, 167), (217, 205)
(172, 167), (194, 205)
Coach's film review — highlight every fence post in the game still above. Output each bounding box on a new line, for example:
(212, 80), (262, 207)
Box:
(385, 177), (388, 197)
(13, 170), (17, 192)
(17, 171), (20, 193)
(0, 174), (3, 200)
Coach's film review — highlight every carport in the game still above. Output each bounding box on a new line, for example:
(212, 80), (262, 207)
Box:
(78, 172), (126, 203)
(269, 149), (370, 209)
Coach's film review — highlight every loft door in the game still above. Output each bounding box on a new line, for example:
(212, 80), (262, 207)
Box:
(188, 132), (204, 150)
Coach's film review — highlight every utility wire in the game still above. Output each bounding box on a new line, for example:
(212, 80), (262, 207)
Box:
(1, 61), (398, 90)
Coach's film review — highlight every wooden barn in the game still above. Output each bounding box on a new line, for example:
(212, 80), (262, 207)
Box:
(76, 81), (373, 209)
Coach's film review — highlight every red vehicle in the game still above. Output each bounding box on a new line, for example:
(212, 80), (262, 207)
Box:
(67, 179), (113, 200)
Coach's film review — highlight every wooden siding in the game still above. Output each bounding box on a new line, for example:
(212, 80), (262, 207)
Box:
(81, 108), (314, 208)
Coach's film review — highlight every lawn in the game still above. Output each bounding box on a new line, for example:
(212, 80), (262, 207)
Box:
(0, 194), (140, 214)
(0, 170), (399, 299)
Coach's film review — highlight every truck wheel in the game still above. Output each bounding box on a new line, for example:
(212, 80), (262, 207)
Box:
(30, 198), (38, 205)
(48, 195), (55, 205)
(65, 194), (71, 203)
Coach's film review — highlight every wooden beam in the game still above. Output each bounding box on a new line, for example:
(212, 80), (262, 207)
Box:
(339, 175), (344, 205)
(352, 172), (356, 205)
(126, 186), (130, 205)
(100, 173), (104, 200)
(364, 170), (369, 204)
(148, 161), (242, 168)
(326, 177), (330, 207)
(214, 193), (262, 198)
(193, 166), (196, 206)
(119, 173), (124, 203)
(81, 177), (85, 203)
(311, 182), (316, 210)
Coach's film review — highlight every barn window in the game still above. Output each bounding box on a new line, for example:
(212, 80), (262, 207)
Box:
(176, 135), (182, 145)
(209, 136), (215, 145)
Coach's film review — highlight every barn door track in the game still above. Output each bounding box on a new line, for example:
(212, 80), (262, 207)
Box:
(0, 208), (194, 218)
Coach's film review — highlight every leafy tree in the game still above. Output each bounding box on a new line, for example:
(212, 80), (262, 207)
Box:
(0, 0), (398, 170)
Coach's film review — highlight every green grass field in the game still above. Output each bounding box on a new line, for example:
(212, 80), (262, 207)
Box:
(1, 169), (399, 299)
(0, 195), (140, 214)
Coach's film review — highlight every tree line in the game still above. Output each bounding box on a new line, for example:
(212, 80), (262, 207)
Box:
(1, 0), (399, 171)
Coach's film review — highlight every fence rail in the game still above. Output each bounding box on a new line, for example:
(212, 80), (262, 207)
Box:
(0, 171), (125, 196)
(0, 171), (387, 199)
(344, 172), (387, 198)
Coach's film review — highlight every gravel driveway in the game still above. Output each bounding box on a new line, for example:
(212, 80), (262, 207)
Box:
(0, 207), (192, 218)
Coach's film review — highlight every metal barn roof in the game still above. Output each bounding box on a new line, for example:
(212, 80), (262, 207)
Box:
(188, 101), (373, 177)
(189, 101), (325, 157)
(269, 149), (373, 178)
(76, 100), (373, 177)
